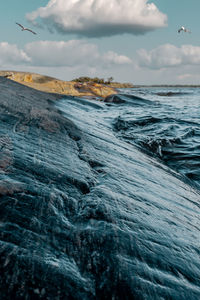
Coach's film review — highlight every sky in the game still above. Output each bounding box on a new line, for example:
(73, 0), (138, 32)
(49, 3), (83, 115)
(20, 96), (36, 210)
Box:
(1, 0), (200, 84)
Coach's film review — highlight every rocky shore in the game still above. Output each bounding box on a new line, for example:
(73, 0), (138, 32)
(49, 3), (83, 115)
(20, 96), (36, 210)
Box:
(0, 71), (118, 99)
(1, 76), (200, 299)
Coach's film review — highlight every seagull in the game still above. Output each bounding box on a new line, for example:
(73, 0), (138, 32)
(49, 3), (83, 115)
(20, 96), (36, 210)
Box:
(178, 26), (191, 33)
(16, 22), (37, 35)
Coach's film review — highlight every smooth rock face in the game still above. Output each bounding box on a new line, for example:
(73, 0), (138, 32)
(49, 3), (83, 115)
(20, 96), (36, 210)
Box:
(0, 77), (200, 300)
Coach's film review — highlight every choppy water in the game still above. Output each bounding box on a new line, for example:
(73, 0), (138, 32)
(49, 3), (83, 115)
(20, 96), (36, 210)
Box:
(114, 87), (200, 188)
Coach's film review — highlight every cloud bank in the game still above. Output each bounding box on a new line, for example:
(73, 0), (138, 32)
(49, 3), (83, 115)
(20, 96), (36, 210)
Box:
(26, 0), (167, 37)
(138, 44), (200, 69)
(0, 42), (30, 66)
(0, 40), (131, 69)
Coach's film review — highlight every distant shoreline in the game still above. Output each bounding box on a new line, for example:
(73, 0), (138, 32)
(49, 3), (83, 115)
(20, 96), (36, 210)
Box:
(1, 70), (199, 92)
(132, 85), (200, 88)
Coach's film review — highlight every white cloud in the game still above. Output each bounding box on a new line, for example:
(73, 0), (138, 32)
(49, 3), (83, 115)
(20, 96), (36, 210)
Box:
(0, 42), (31, 66)
(138, 44), (200, 69)
(0, 40), (131, 72)
(102, 51), (132, 65)
(25, 40), (132, 67)
(25, 40), (99, 67)
(26, 0), (167, 37)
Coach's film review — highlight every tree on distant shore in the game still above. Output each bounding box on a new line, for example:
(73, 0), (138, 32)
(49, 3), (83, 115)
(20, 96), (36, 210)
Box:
(72, 76), (115, 84)
(106, 77), (114, 84)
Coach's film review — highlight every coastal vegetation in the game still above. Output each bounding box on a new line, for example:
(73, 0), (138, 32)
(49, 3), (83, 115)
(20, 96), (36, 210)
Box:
(72, 76), (114, 84)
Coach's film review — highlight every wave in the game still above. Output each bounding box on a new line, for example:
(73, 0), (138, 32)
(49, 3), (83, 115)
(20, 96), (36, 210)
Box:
(114, 111), (200, 186)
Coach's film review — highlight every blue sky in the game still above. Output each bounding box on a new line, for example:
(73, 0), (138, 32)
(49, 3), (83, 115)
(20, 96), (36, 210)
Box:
(1, 0), (200, 84)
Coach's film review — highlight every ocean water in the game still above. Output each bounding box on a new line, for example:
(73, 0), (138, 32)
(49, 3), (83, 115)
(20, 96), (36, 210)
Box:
(114, 87), (200, 188)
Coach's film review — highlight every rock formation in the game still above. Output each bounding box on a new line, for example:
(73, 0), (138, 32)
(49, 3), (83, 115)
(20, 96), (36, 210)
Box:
(0, 76), (200, 299)
(0, 71), (117, 98)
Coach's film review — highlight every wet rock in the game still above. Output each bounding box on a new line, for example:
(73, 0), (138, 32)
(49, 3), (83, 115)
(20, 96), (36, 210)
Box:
(104, 94), (125, 104)
(156, 92), (186, 96)
(0, 77), (96, 299)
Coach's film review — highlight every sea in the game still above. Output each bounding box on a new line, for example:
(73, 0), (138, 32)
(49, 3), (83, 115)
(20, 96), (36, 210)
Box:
(114, 86), (200, 189)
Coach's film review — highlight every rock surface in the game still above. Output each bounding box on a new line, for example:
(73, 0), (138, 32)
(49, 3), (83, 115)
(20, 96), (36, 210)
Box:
(0, 71), (117, 98)
(0, 77), (200, 299)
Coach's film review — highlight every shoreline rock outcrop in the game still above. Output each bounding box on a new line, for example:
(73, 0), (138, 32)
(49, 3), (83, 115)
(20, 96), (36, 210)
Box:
(1, 77), (200, 299)
(0, 71), (117, 98)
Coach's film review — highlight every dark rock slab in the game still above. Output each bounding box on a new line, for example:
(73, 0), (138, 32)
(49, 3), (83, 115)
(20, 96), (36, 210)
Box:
(0, 77), (200, 300)
(104, 94), (125, 104)
(0, 78), (95, 299)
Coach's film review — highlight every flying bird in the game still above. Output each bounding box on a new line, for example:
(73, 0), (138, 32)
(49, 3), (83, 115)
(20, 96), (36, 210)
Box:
(178, 26), (191, 34)
(16, 22), (37, 35)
